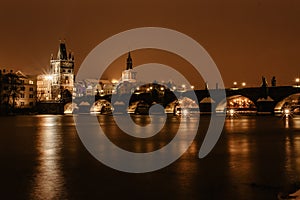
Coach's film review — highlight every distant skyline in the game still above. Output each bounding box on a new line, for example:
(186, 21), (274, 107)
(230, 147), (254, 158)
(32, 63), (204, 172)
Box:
(0, 0), (299, 88)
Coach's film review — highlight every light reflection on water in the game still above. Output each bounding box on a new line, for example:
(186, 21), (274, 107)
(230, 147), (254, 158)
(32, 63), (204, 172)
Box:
(285, 135), (300, 182)
(5, 115), (300, 199)
(30, 115), (67, 200)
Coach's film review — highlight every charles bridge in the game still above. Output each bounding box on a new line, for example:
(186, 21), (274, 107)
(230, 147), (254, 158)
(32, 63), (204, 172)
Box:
(42, 84), (300, 115)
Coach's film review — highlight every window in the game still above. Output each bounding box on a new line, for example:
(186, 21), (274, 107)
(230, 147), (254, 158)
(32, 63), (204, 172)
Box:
(29, 80), (34, 85)
(20, 80), (24, 84)
(21, 102), (24, 106)
(20, 87), (25, 91)
(29, 102), (33, 106)
(29, 94), (34, 98)
(29, 87), (33, 91)
(20, 94), (25, 98)
(68, 70), (71, 73)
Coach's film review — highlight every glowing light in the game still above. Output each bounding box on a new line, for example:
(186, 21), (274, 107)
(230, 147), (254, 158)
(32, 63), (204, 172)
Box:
(182, 109), (190, 117)
(191, 85), (194, 89)
(242, 82), (246, 87)
(45, 75), (53, 80)
(296, 78), (300, 83)
(233, 82), (237, 86)
(111, 79), (118, 84)
(160, 87), (164, 91)
(284, 108), (290, 115)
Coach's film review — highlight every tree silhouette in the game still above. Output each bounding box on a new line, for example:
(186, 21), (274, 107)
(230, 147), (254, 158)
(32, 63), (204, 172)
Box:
(2, 72), (22, 113)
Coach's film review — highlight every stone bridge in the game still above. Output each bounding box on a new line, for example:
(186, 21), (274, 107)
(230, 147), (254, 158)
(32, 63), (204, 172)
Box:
(65, 86), (299, 115)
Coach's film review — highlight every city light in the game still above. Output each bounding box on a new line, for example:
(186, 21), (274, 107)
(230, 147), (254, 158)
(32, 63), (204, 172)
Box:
(45, 75), (53, 80)
(284, 108), (290, 116)
(233, 82), (237, 86)
(242, 82), (246, 87)
(282, 108), (293, 119)
(111, 79), (118, 84)
(229, 109), (235, 116)
(227, 109), (238, 118)
(191, 85), (194, 90)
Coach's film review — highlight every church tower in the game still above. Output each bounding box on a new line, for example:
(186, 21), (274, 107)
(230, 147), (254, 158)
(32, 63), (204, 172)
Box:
(50, 40), (74, 100)
(126, 52), (133, 70)
(121, 52), (136, 83)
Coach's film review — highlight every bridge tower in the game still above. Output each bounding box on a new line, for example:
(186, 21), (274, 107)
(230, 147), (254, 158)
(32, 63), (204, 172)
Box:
(50, 40), (74, 100)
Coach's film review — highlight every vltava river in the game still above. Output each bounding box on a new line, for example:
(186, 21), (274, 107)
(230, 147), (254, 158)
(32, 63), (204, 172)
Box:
(1, 114), (300, 199)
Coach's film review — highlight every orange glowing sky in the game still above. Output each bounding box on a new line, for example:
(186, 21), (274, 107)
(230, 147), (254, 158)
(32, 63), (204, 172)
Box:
(0, 0), (299, 88)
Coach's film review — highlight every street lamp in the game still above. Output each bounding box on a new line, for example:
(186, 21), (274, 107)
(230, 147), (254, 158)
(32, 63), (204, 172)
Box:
(296, 78), (300, 87)
(242, 82), (246, 87)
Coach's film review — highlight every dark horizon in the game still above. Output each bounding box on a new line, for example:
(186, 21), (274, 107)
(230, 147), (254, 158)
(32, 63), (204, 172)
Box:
(0, 0), (299, 88)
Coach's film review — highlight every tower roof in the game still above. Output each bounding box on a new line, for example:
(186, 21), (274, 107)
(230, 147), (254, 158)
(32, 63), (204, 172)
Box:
(126, 52), (133, 70)
(57, 41), (68, 60)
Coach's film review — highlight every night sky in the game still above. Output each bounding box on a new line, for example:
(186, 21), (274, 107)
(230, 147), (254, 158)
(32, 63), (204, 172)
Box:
(0, 0), (299, 88)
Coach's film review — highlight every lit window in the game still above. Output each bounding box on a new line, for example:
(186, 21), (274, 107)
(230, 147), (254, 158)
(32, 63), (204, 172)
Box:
(29, 80), (34, 84)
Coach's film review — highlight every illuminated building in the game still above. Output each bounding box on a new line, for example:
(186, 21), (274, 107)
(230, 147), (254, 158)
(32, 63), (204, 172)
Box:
(116, 52), (140, 94)
(0, 69), (36, 109)
(36, 41), (74, 101)
(50, 41), (74, 100)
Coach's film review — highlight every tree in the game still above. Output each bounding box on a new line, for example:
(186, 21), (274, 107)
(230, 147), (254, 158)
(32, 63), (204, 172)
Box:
(2, 72), (22, 113)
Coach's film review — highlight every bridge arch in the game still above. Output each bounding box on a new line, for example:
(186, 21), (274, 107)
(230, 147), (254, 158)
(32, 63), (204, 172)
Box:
(90, 99), (112, 114)
(166, 96), (199, 115)
(216, 95), (257, 114)
(274, 93), (300, 114)
(64, 102), (78, 114)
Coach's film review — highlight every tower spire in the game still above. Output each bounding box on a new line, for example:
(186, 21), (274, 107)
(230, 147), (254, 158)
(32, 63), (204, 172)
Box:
(57, 40), (68, 60)
(126, 52), (132, 70)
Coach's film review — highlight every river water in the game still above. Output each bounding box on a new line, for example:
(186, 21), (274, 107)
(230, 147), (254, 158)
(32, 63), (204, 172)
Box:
(1, 114), (300, 199)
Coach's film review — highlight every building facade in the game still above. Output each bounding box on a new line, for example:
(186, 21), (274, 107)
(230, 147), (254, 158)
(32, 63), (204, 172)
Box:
(0, 69), (36, 111)
(117, 52), (138, 94)
(37, 41), (74, 101)
(50, 41), (74, 100)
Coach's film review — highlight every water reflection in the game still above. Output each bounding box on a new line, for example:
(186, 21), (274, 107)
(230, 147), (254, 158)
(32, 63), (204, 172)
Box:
(285, 135), (300, 182)
(285, 118), (290, 128)
(30, 116), (67, 199)
(8, 114), (299, 199)
(224, 117), (256, 132)
(225, 117), (256, 198)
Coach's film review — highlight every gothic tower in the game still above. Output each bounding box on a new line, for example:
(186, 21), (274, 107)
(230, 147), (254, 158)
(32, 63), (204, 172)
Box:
(50, 40), (74, 100)
(126, 52), (133, 70)
(121, 52), (136, 83)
